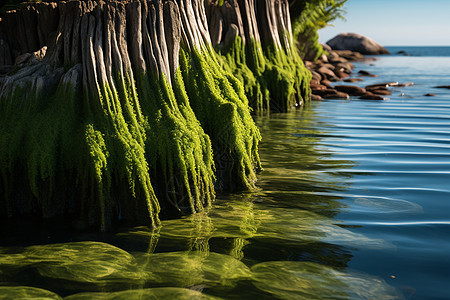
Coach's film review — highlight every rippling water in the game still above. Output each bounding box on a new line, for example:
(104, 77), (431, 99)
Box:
(1, 53), (450, 299)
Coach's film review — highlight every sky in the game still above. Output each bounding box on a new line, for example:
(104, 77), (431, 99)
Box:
(318, 0), (450, 46)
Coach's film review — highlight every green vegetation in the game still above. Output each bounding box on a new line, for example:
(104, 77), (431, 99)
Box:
(291, 0), (347, 60)
(180, 48), (261, 191)
(0, 46), (261, 229)
(216, 37), (311, 113)
(0, 0), (348, 228)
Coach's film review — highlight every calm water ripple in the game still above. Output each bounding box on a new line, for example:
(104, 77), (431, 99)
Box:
(253, 53), (450, 299)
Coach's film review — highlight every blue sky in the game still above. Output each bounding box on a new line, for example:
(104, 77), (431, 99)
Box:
(318, 0), (450, 46)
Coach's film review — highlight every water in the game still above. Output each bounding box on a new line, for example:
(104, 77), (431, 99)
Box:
(1, 49), (450, 299)
(385, 46), (450, 57)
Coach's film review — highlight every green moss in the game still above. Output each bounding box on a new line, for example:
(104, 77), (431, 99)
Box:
(214, 36), (311, 113)
(135, 70), (215, 216)
(180, 48), (261, 191)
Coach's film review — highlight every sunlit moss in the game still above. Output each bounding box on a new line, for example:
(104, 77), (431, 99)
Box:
(134, 251), (251, 288)
(64, 287), (220, 300)
(214, 37), (311, 113)
(251, 261), (402, 300)
(0, 286), (62, 300)
(135, 71), (215, 216)
(179, 48), (261, 191)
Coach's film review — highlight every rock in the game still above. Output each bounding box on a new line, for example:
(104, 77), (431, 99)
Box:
(310, 84), (327, 91)
(321, 79), (332, 88)
(334, 85), (366, 96)
(366, 86), (388, 92)
(359, 92), (386, 100)
(311, 94), (322, 101)
(320, 63), (335, 70)
(334, 70), (349, 79)
(319, 54), (328, 63)
(435, 85), (450, 89)
(343, 78), (363, 83)
(329, 56), (348, 64)
(370, 89), (391, 95)
(321, 43), (332, 53)
(317, 66), (337, 80)
(322, 91), (349, 100)
(334, 50), (365, 61)
(358, 70), (377, 77)
(326, 33), (390, 55)
(310, 79), (320, 86)
(366, 82), (398, 88)
(313, 88), (349, 99)
(310, 70), (322, 82)
(424, 93), (435, 97)
(335, 62), (354, 73)
(396, 82), (414, 87)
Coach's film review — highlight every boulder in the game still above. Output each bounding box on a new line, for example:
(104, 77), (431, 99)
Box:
(327, 33), (390, 55)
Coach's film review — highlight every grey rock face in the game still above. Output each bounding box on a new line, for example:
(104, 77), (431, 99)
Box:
(327, 33), (390, 55)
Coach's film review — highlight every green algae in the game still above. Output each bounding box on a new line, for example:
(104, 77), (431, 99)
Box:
(179, 48), (261, 191)
(0, 286), (62, 300)
(0, 242), (250, 293)
(64, 287), (221, 300)
(135, 71), (215, 215)
(251, 261), (403, 300)
(0, 42), (262, 228)
(214, 36), (311, 113)
(0, 241), (152, 291)
(133, 251), (251, 288)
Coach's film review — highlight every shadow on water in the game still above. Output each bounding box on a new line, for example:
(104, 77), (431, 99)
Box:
(0, 104), (402, 299)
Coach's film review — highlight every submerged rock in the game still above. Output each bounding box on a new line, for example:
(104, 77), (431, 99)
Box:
(64, 288), (220, 300)
(0, 286), (62, 299)
(251, 261), (403, 299)
(327, 33), (390, 55)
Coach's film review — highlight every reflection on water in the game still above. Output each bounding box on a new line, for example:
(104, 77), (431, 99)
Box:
(0, 103), (402, 299)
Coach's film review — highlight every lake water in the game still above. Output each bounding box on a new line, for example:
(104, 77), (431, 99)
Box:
(1, 48), (450, 299)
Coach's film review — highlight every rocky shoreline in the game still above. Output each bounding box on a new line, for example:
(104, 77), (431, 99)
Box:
(304, 45), (416, 101)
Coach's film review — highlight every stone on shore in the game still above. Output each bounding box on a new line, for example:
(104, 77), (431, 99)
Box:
(370, 89), (392, 95)
(311, 94), (322, 101)
(326, 33), (390, 55)
(359, 70), (377, 77)
(313, 89), (349, 100)
(334, 85), (366, 96)
(359, 93), (387, 100)
(343, 78), (363, 83)
(366, 82), (398, 88)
